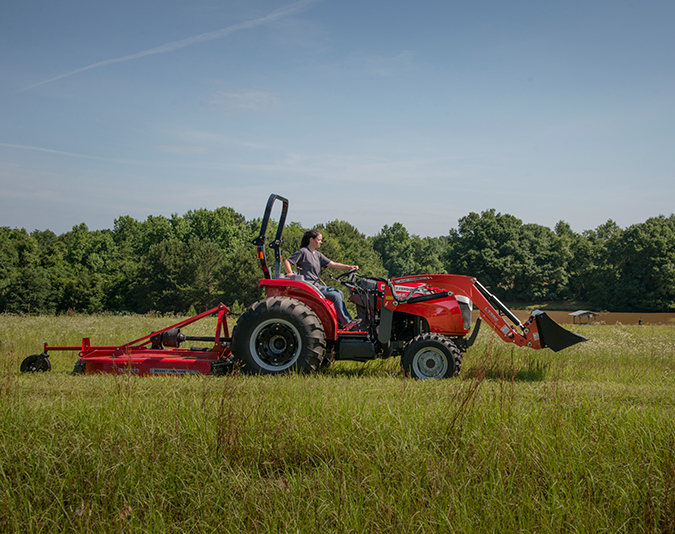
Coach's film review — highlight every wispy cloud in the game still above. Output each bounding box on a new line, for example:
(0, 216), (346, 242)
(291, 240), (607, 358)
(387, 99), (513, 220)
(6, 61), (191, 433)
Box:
(209, 90), (283, 114)
(0, 161), (20, 168)
(0, 142), (153, 166)
(156, 145), (209, 155)
(22, 0), (321, 91)
(322, 51), (415, 77)
(164, 128), (275, 150)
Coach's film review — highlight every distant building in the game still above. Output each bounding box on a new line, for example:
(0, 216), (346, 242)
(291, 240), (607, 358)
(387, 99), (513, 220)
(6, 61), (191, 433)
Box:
(569, 310), (601, 325)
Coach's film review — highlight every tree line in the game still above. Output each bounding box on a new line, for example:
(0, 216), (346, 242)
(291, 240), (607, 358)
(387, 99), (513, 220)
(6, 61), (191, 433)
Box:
(1, 207), (674, 314)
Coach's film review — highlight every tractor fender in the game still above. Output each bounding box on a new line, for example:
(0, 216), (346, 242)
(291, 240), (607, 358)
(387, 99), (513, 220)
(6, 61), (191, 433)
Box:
(260, 279), (339, 340)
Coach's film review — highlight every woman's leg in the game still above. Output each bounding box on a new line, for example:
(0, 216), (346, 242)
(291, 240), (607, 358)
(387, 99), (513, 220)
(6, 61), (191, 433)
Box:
(319, 286), (352, 326)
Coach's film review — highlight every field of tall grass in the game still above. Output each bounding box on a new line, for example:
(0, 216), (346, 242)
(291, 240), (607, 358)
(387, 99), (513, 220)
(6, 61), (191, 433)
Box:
(1, 313), (675, 533)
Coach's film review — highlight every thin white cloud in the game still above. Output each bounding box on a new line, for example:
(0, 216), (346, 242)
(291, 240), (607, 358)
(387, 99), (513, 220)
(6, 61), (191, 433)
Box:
(0, 142), (108, 160)
(165, 128), (275, 150)
(0, 142), (154, 166)
(209, 90), (283, 113)
(322, 51), (415, 77)
(156, 145), (208, 155)
(22, 0), (321, 91)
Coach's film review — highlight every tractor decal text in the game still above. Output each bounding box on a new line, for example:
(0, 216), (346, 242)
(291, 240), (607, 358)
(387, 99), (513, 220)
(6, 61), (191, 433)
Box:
(484, 307), (500, 324)
(393, 284), (428, 294)
(394, 285), (413, 293)
(395, 276), (432, 284)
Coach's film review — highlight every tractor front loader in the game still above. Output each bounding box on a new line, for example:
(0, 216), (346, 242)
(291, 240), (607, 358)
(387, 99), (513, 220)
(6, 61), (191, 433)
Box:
(22, 193), (587, 379)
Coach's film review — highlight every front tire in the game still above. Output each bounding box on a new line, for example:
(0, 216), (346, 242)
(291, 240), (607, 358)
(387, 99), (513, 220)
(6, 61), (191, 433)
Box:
(401, 334), (462, 379)
(232, 297), (326, 374)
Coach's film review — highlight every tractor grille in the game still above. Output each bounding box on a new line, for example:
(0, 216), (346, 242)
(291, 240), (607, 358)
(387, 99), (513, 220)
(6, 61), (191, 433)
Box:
(456, 296), (473, 330)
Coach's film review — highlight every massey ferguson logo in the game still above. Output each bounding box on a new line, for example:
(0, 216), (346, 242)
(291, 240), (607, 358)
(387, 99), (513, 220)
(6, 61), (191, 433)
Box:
(394, 285), (414, 294)
(394, 284), (429, 296)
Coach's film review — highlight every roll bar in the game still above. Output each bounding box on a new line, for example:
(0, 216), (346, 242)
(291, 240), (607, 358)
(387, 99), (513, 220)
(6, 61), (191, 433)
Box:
(253, 194), (289, 279)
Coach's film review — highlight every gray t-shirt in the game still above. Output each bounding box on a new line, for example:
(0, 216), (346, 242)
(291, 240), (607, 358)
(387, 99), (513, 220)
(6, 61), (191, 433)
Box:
(287, 247), (331, 284)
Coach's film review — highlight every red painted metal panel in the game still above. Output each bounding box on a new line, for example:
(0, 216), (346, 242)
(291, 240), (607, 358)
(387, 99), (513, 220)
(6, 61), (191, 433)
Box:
(82, 353), (214, 376)
(260, 279), (339, 340)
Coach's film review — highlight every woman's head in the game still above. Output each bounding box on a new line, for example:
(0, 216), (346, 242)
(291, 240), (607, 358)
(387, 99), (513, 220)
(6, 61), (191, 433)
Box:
(301, 229), (322, 249)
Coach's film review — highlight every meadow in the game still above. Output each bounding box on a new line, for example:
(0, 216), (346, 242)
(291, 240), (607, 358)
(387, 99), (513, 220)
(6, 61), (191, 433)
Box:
(1, 313), (675, 533)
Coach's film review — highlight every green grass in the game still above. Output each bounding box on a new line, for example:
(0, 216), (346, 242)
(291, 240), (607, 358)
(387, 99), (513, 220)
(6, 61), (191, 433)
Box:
(1, 314), (675, 533)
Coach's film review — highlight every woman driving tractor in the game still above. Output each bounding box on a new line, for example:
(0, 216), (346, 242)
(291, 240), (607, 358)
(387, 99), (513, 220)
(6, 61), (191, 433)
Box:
(283, 229), (362, 331)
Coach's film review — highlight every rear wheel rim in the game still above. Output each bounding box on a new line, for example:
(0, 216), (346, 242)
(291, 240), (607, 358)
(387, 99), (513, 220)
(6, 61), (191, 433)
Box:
(250, 318), (302, 372)
(412, 347), (448, 379)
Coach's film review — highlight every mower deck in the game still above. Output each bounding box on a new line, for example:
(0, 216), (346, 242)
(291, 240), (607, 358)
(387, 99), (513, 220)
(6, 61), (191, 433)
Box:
(46, 304), (232, 376)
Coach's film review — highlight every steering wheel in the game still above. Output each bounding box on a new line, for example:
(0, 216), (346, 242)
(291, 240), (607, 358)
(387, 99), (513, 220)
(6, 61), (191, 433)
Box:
(336, 267), (359, 286)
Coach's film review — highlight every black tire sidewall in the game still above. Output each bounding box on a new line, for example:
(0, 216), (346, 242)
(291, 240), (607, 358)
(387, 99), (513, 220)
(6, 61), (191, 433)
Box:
(20, 354), (51, 373)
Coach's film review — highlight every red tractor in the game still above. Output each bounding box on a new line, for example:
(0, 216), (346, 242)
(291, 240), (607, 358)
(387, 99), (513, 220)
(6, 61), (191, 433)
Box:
(22, 194), (586, 379)
(231, 194), (586, 378)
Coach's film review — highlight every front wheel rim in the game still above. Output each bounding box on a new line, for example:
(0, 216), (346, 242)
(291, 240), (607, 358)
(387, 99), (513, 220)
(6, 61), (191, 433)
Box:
(412, 347), (448, 379)
(250, 318), (302, 371)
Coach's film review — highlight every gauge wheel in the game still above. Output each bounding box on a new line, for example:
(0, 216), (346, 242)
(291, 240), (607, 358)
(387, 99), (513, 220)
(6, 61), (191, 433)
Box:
(20, 354), (52, 373)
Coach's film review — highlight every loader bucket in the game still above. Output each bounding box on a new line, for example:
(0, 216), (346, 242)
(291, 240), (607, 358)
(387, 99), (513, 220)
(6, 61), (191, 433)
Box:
(533, 311), (588, 352)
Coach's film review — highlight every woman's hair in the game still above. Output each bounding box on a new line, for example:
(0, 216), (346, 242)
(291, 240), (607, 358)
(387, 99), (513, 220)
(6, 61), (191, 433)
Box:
(300, 229), (321, 248)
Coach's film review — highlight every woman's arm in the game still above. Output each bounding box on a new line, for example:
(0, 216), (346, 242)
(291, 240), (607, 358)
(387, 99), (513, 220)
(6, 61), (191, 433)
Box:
(327, 261), (359, 271)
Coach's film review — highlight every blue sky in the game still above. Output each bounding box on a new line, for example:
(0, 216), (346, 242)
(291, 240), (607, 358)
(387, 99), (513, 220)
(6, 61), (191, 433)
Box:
(1, 0), (673, 237)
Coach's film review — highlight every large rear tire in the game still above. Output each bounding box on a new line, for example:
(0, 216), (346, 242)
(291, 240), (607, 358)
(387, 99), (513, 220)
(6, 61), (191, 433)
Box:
(401, 334), (462, 379)
(232, 297), (326, 374)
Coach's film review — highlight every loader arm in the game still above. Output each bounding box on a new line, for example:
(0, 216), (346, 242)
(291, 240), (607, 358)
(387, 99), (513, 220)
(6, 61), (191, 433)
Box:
(468, 279), (588, 351)
(468, 281), (542, 349)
